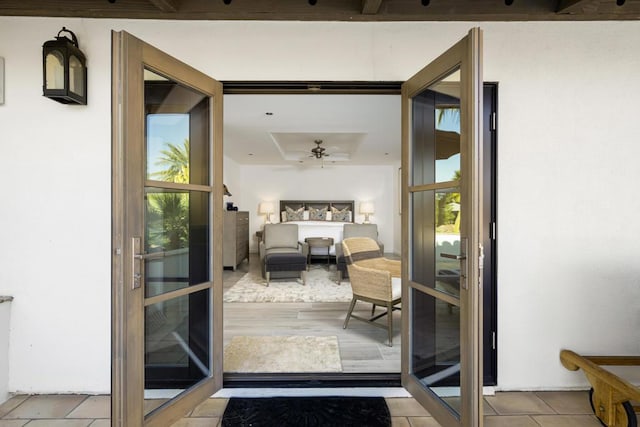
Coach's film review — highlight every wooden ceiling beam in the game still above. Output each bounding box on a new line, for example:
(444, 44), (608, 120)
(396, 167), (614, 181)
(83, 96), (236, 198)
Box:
(148, 0), (180, 13)
(1, 0), (639, 21)
(556, 0), (592, 13)
(361, 0), (382, 15)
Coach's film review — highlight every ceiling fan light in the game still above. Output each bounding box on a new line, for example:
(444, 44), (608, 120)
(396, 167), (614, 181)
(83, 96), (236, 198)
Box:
(310, 139), (329, 159)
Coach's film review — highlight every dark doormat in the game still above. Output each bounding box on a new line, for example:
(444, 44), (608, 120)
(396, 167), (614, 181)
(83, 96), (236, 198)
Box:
(221, 396), (391, 427)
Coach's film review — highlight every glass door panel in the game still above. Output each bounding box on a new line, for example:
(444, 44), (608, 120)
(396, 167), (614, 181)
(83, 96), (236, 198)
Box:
(144, 188), (210, 299)
(402, 28), (483, 427)
(142, 67), (215, 416)
(145, 289), (211, 388)
(410, 288), (460, 407)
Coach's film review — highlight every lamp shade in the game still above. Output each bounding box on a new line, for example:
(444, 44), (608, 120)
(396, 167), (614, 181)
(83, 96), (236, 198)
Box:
(259, 202), (274, 214)
(360, 202), (375, 224)
(359, 202), (375, 214)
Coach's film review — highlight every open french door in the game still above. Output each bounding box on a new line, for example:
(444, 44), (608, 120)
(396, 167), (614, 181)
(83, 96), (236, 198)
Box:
(111, 31), (224, 426)
(401, 28), (484, 426)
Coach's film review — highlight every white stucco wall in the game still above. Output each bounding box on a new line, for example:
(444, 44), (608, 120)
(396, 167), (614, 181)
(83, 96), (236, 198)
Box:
(0, 17), (639, 393)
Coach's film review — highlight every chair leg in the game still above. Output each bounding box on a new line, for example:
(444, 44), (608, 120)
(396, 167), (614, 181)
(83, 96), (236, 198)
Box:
(343, 298), (357, 329)
(387, 302), (393, 347)
(371, 304), (376, 316)
(265, 272), (270, 287)
(301, 270), (306, 286)
(336, 270), (342, 285)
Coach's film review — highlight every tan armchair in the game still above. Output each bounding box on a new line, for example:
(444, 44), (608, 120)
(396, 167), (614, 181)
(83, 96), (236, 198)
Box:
(341, 237), (401, 346)
(335, 223), (384, 284)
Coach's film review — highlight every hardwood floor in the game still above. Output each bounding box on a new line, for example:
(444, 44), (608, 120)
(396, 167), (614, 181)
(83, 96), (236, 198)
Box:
(223, 253), (401, 373)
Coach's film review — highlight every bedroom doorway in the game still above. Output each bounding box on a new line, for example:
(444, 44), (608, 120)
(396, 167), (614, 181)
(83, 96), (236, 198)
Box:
(219, 82), (497, 386)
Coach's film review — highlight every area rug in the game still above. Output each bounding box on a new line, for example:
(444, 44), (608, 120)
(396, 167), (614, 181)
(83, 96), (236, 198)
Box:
(222, 396), (391, 427)
(223, 266), (353, 303)
(223, 335), (342, 373)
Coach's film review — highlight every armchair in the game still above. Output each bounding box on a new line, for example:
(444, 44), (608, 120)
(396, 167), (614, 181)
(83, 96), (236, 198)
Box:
(259, 223), (309, 286)
(341, 237), (401, 346)
(335, 223), (384, 284)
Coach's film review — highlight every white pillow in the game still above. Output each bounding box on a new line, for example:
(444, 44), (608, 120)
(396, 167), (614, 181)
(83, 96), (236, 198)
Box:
(325, 211), (332, 221)
(281, 211), (287, 222)
(303, 210), (310, 220)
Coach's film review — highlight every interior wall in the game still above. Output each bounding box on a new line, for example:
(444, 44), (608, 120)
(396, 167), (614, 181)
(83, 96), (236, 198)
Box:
(223, 155), (241, 208)
(234, 164), (396, 254)
(0, 17), (638, 393)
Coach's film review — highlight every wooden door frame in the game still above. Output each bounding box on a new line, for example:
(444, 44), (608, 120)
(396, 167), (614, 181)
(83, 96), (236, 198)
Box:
(111, 30), (224, 427)
(219, 79), (497, 388)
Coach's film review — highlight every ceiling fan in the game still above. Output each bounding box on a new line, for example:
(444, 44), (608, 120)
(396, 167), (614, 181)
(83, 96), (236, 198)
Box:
(310, 139), (329, 159)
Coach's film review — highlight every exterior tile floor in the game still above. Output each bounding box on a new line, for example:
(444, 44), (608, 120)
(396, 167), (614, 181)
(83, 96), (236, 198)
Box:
(0, 390), (633, 426)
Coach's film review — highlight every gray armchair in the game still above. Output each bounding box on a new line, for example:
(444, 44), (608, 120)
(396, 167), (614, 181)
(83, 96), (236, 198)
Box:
(336, 223), (384, 284)
(259, 223), (309, 286)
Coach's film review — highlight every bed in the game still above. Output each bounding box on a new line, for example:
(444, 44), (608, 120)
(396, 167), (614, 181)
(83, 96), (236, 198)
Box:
(279, 200), (354, 256)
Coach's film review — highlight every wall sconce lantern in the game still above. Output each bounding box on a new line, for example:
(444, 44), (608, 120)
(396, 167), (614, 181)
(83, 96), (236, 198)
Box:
(42, 27), (87, 105)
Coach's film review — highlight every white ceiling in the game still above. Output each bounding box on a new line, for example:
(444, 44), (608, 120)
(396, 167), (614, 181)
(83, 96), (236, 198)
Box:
(223, 94), (401, 166)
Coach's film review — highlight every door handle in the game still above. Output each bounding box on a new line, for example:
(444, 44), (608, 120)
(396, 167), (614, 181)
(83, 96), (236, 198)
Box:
(440, 253), (466, 260)
(132, 237), (142, 289)
(440, 238), (469, 290)
(132, 238), (168, 289)
(134, 251), (165, 261)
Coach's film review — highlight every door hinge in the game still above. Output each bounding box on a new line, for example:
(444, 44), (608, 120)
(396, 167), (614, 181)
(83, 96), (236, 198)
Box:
(490, 111), (496, 131)
(490, 222), (497, 240)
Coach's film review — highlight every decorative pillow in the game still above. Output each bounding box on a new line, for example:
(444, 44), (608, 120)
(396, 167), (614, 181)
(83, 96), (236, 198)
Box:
(331, 206), (351, 222)
(281, 211), (287, 222)
(303, 210), (310, 221)
(285, 206), (304, 221)
(309, 207), (327, 221)
(325, 211), (332, 221)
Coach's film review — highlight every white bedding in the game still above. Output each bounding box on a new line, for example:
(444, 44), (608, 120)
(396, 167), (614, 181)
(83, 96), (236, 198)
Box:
(286, 220), (350, 255)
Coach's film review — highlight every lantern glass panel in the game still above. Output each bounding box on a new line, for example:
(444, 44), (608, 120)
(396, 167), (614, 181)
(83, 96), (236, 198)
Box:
(69, 55), (84, 96)
(45, 51), (65, 90)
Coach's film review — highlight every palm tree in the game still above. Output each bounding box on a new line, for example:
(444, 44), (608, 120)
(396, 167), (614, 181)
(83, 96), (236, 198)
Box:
(147, 138), (190, 250)
(152, 138), (190, 183)
(436, 107), (460, 129)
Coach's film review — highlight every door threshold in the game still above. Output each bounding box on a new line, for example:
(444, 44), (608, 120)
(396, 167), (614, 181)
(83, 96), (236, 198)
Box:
(145, 386), (495, 400)
(213, 387), (411, 398)
(223, 372), (401, 388)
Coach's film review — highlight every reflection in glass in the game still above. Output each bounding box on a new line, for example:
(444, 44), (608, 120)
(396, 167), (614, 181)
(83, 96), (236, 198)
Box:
(144, 289), (211, 397)
(145, 189), (209, 298)
(410, 189), (461, 298)
(144, 69), (210, 186)
(435, 189), (461, 298)
(411, 288), (460, 411)
(411, 68), (461, 187)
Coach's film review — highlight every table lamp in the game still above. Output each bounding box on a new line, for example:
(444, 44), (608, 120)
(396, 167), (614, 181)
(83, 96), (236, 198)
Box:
(259, 201), (275, 224)
(360, 202), (375, 224)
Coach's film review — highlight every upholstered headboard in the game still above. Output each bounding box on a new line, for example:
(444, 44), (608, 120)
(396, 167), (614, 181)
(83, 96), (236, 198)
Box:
(279, 200), (354, 223)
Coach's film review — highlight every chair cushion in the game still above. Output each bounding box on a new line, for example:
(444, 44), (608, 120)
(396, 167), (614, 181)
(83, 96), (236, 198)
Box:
(265, 253), (307, 272)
